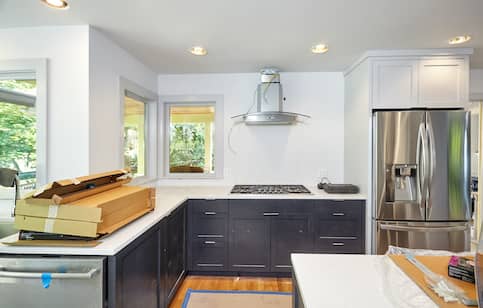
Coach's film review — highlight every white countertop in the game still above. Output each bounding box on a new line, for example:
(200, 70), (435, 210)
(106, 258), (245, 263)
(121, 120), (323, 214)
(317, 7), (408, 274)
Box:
(291, 254), (436, 308)
(0, 185), (365, 256)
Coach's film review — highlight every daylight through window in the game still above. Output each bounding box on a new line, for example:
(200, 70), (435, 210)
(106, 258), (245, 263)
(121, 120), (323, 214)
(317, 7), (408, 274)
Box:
(123, 95), (146, 177)
(168, 105), (215, 174)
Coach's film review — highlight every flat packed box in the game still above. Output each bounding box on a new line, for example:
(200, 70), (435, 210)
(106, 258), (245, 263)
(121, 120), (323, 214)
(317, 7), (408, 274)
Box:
(14, 169), (156, 237)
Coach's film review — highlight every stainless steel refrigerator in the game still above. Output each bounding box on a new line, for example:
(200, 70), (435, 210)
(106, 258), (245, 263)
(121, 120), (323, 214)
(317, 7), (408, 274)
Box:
(373, 110), (471, 254)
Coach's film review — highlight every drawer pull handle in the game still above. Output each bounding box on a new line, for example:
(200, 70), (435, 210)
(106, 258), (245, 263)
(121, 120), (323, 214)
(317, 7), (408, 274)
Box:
(204, 211), (217, 215)
(197, 235), (224, 238)
(232, 264), (266, 268)
(332, 212), (345, 216)
(275, 265), (292, 268)
(332, 242), (345, 246)
(204, 241), (216, 244)
(197, 264), (223, 267)
(263, 212), (280, 216)
(320, 236), (357, 240)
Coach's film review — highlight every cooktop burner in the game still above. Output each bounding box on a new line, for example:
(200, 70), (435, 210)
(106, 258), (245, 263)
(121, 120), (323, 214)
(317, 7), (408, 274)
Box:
(231, 185), (311, 194)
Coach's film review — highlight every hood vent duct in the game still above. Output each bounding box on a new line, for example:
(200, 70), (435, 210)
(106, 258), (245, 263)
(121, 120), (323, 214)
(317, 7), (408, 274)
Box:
(232, 68), (310, 125)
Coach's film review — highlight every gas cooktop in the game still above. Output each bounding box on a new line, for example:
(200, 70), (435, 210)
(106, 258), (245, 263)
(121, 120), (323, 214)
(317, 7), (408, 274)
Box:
(230, 185), (311, 194)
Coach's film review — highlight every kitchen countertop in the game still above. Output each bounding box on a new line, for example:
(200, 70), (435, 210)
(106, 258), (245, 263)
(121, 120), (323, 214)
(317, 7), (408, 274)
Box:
(291, 253), (436, 308)
(0, 185), (365, 256)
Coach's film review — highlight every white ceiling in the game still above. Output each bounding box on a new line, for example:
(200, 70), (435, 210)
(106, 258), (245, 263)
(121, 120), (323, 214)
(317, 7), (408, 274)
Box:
(0, 0), (482, 73)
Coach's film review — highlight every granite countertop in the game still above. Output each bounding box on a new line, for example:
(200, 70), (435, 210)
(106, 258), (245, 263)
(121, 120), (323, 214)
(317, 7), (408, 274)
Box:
(0, 185), (366, 256)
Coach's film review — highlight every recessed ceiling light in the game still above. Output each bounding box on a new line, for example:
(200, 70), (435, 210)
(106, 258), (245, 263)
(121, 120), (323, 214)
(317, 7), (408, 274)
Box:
(41, 0), (69, 9)
(189, 46), (207, 56)
(448, 35), (471, 45)
(311, 44), (329, 54)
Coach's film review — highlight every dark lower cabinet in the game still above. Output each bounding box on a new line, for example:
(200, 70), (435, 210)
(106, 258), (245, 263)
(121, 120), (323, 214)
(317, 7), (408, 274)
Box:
(270, 214), (312, 272)
(166, 205), (186, 301)
(108, 226), (160, 308)
(229, 217), (270, 272)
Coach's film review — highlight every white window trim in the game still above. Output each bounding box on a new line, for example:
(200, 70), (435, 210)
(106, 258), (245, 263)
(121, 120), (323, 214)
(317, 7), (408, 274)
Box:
(119, 77), (158, 185)
(159, 95), (224, 179)
(0, 59), (48, 187)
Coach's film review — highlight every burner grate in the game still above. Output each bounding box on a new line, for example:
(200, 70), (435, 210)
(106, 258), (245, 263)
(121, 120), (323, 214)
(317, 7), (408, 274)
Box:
(231, 185), (311, 194)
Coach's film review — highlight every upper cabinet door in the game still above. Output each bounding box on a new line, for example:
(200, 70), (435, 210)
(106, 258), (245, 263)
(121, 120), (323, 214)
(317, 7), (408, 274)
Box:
(372, 60), (419, 109)
(419, 58), (468, 108)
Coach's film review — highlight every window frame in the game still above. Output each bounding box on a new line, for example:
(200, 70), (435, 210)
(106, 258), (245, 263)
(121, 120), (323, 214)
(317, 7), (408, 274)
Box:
(0, 59), (48, 187)
(119, 77), (158, 184)
(159, 95), (224, 179)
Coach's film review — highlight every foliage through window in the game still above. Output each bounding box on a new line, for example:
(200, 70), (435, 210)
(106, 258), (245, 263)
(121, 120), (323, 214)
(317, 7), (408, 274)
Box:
(0, 79), (37, 192)
(123, 95), (146, 177)
(168, 105), (215, 174)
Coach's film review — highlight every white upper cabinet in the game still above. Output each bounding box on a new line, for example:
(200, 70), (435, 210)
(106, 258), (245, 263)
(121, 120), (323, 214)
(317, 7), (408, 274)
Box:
(372, 60), (418, 109)
(347, 49), (473, 110)
(419, 58), (467, 107)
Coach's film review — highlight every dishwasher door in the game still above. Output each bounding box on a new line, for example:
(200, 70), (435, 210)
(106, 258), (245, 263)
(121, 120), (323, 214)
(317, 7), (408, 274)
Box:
(0, 256), (105, 308)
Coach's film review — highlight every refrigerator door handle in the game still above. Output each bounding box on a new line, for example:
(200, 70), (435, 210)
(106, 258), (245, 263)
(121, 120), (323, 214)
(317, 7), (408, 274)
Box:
(417, 122), (427, 218)
(426, 114), (436, 218)
(379, 224), (468, 233)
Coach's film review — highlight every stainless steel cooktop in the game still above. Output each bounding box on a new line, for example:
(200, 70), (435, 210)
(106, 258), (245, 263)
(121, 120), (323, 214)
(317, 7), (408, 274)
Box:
(230, 185), (311, 194)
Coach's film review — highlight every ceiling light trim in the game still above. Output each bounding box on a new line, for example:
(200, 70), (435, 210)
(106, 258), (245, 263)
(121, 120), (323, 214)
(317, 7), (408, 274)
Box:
(40, 0), (69, 9)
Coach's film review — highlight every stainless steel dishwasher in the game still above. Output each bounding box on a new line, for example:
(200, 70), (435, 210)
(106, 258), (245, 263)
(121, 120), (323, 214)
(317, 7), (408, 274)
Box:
(0, 256), (105, 308)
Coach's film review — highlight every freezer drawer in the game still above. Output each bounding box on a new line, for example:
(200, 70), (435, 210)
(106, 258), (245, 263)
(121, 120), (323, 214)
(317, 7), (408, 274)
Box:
(375, 221), (470, 254)
(0, 256), (105, 308)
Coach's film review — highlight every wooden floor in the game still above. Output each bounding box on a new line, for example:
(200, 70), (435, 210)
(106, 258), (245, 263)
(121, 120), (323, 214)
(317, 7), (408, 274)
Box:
(169, 275), (293, 308)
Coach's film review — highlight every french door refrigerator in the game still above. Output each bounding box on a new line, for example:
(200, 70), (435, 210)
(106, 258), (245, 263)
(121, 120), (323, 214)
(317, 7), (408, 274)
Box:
(373, 110), (471, 254)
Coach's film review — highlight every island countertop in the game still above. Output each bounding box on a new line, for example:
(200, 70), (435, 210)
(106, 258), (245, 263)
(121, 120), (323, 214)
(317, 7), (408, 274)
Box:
(291, 253), (436, 308)
(0, 185), (365, 256)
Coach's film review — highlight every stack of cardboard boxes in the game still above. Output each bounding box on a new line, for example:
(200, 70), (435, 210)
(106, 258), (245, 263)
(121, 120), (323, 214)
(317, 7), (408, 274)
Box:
(12, 169), (155, 244)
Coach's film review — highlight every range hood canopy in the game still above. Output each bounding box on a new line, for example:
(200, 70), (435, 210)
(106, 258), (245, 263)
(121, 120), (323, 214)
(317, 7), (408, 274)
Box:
(232, 68), (310, 125)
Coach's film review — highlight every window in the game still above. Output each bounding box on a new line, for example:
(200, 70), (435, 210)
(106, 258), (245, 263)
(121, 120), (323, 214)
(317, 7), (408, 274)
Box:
(0, 77), (37, 193)
(162, 95), (223, 178)
(123, 94), (147, 178)
(168, 105), (215, 174)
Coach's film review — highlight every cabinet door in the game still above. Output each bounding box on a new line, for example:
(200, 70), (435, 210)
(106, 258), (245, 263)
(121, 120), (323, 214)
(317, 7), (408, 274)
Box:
(270, 214), (312, 272)
(166, 205), (186, 300)
(372, 59), (418, 109)
(419, 58), (468, 108)
(159, 220), (168, 308)
(109, 227), (159, 308)
(229, 217), (270, 272)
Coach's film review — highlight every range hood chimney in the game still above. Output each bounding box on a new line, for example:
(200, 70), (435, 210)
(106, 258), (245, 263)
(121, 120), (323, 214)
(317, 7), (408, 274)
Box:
(232, 68), (310, 125)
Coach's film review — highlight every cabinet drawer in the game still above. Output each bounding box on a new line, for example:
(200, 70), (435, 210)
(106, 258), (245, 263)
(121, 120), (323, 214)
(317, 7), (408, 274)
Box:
(316, 237), (363, 253)
(317, 219), (361, 237)
(230, 200), (290, 217)
(190, 199), (228, 214)
(315, 200), (363, 219)
(191, 244), (227, 271)
(191, 214), (227, 237)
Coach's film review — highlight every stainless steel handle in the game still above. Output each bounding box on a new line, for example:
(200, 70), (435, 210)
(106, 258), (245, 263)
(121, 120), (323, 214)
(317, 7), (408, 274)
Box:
(204, 241), (216, 244)
(417, 121), (427, 219)
(0, 268), (98, 279)
(275, 265), (292, 268)
(320, 236), (357, 240)
(196, 263), (223, 267)
(263, 212), (280, 216)
(332, 242), (345, 246)
(426, 115), (436, 217)
(204, 211), (217, 215)
(197, 234), (224, 238)
(232, 264), (266, 268)
(331, 212), (345, 216)
(379, 224), (468, 233)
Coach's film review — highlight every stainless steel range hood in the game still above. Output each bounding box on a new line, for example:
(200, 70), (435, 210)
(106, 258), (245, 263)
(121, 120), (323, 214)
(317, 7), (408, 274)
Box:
(232, 68), (310, 125)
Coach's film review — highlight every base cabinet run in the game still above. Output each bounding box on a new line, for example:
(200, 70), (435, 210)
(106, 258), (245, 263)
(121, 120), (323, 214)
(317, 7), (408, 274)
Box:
(187, 199), (365, 275)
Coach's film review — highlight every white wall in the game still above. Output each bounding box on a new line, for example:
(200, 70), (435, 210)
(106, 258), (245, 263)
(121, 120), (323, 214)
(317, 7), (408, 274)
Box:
(158, 72), (345, 185)
(88, 27), (158, 174)
(0, 26), (90, 181)
(471, 69), (483, 101)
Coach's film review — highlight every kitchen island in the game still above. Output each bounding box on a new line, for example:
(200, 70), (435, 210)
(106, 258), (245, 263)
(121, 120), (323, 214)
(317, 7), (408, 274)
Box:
(291, 253), (437, 308)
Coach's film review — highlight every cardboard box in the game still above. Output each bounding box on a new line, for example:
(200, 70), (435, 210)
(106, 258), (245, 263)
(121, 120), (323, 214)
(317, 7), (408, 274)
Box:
(14, 169), (156, 237)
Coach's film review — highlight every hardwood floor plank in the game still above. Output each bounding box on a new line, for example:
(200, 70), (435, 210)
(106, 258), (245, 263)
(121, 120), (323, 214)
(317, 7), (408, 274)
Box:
(169, 275), (293, 308)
